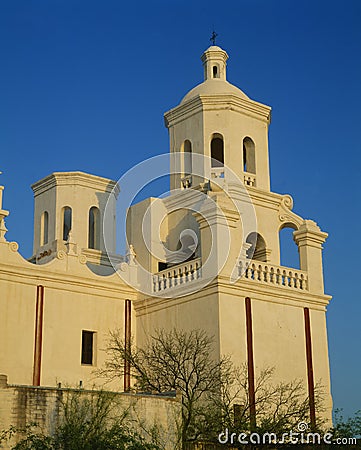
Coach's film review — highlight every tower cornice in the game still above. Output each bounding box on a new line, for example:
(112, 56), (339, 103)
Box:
(164, 94), (271, 128)
(31, 171), (120, 197)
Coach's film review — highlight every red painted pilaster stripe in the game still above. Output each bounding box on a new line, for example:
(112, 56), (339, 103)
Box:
(124, 299), (131, 391)
(245, 296), (256, 430)
(304, 307), (316, 429)
(32, 285), (44, 386)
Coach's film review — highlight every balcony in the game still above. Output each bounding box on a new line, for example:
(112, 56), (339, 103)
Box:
(239, 260), (308, 290)
(152, 258), (307, 293)
(153, 258), (201, 292)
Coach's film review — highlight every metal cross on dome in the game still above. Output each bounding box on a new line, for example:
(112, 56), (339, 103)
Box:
(210, 31), (218, 46)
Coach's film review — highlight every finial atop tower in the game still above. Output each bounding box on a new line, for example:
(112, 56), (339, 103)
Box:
(0, 171), (10, 243)
(210, 30), (218, 46)
(201, 44), (229, 82)
(0, 171), (5, 211)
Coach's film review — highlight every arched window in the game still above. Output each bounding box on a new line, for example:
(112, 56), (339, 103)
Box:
(212, 65), (220, 78)
(279, 225), (300, 269)
(246, 232), (268, 262)
(88, 206), (100, 250)
(41, 211), (49, 246)
(211, 134), (224, 167)
(243, 137), (256, 174)
(62, 206), (72, 241)
(183, 140), (192, 176)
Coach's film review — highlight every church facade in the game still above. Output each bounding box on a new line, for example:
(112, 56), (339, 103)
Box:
(0, 45), (332, 429)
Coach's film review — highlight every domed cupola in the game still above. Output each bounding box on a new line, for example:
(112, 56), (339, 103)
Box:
(181, 46), (249, 104)
(165, 45), (272, 192)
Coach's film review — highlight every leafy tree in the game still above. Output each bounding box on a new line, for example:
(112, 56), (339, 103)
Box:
(332, 408), (361, 440)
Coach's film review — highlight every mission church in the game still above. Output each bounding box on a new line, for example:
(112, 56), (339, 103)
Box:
(0, 45), (332, 427)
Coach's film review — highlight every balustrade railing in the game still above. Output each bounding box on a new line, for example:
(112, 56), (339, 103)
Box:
(181, 175), (192, 189)
(210, 167), (225, 179)
(153, 258), (201, 292)
(244, 172), (256, 187)
(152, 258), (307, 292)
(239, 260), (308, 290)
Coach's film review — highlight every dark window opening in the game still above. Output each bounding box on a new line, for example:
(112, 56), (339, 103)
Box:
(243, 137), (256, 174)
(81, 330), (94, 365)
(243, 143), (247, 172)
(246, 232), (267, 262)
(211, 137), (224, 167)
(212, 65), (219, 78)
(183, 140), (192, 176)
(41, 211), (49, 246)
(62, 207), (72, 241)
(88, 207), (100, 250)
(158, 261), (168, 271)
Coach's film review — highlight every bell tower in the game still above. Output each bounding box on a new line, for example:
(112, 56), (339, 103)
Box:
(164, 45), (272, 192)
(136, 44), (333, 426)
(31, 171), (119, 264)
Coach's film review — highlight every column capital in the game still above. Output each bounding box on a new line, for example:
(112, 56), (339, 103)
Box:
(293, 220), (328, 248)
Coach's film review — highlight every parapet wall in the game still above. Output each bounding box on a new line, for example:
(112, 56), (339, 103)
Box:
(0, 374), (181, 450)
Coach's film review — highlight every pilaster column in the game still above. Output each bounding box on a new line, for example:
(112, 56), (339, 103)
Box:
(193, 193), (239, 281)
(293, 220), (328, 294)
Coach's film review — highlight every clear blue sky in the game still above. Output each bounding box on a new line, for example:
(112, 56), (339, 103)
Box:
(0, 0), (360, 418)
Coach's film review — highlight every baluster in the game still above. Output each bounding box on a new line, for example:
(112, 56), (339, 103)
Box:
(295, 273), (300, 289)
(265, 266), (270, 282)
(289, 273), (293, 288)
(277, 270), (280, 285)
(245, 265), (250, 279)
(300, 274), (305, 290)
(167, 272), (172, 288)
(197, 262), (201, 279)
(251, 264), (256, 280)
(287, 271), (292, 287)
(270, 267), (274, 284)
(181, 267), (186, 284)
(257, 265), (262, 281)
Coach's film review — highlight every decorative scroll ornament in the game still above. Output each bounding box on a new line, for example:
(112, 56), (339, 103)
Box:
(56, 250), (66, 260)
(8, 241), (19, 252)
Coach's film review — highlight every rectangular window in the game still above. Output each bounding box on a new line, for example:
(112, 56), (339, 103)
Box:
(81, 330), (95, 365)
